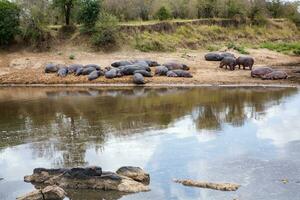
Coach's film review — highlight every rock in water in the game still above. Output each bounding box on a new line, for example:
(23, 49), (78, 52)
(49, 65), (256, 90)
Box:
(116, 166), (150, 184)
(133, 73), (145, 85)
(174, 179), (240, 191)
(16, 185), (66, 200)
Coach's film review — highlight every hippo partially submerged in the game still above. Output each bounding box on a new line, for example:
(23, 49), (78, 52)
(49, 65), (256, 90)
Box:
(219, 57), (237, 70)
(236, 56), (254, 70)
(251, 67), (274, 78)
(261, 71), (288, 80)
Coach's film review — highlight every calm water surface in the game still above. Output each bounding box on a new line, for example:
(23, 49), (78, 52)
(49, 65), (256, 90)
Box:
(0, 87), (300, 200)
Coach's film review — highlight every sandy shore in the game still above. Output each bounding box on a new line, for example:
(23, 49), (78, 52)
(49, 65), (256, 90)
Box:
(0, 47), (299, 86)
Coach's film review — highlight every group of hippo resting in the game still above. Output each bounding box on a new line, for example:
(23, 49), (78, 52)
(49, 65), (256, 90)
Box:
(205, 52), (288, 80)
(45, 59), (192, 84)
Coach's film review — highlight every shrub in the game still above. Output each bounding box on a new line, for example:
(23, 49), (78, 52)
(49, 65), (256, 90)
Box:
(0, 0), (20, 45)
(227, 42), (249, 54)
(69, 54), (75, 59)
(90, 13), (119, 49)
(78, 0), (101, 29)
(155, 6), (172, 21)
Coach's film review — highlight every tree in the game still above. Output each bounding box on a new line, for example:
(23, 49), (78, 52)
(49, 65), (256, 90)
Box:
(53, 0), (76, 25)
(156, 6), (171, 20)
(0, 0), (20, 45)
(78, 0), (101, 28)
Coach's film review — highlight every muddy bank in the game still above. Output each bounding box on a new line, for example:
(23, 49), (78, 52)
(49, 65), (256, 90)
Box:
(0, 48), (299, 86)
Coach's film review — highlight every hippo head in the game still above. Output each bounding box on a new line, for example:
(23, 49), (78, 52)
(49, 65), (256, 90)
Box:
(149, 61), (159, 67)
(182, 64), (190, 70)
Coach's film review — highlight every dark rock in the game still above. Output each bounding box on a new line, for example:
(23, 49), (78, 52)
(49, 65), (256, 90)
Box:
(16, 185), (66, 200)
(116, 166), (150, 184)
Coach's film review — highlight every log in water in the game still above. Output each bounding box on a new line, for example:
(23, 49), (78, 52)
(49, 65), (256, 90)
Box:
(174, 179), (241, 191)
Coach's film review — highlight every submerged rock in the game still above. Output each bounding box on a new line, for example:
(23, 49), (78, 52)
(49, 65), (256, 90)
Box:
(16, 185), (66, 200)
(174, 179), (240, 191)
(24, 166), (150, 193)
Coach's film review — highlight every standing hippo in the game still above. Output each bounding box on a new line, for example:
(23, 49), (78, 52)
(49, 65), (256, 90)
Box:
(251, 67), (274, 78)
(171, 70), (193, 78)
(57, 67), (68, 77)
(68, 64), (83, 74)
(164, 62), (189, 71)
(133, 73), (145, 85)
(236, 56), (254, 70)
(45, 63), (59, 73)
(219, 57), (237, 70)
(166, 71), (178, 77)
(155, 66), (169, 76)
(261, 71), (288, 80)
(88, 70), (102, 81)
(111, 61), (133, 68)
(105, 68), (122, 79)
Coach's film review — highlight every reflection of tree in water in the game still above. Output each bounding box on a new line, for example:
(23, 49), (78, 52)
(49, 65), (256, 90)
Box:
(0, 87), (297, 167)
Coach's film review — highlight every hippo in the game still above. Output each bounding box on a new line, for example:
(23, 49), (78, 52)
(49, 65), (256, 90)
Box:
(82, 67), (97, 75)
(45, 63), (59, 73)
(166, 71), (178, 77)
(75, 67), (84, 76)
(205, 52), (234, 61)
(120, 65), (151, 75)
(133, 60), (159, 67)
(133, 73), (145, 85)
(132, 60), (149, 68)
(134, 70), (152, 77)
(155, 66), (169, 76)
(172, 70), (193, 78)
(68, 64), (83, 74)
(163, 62), (189, 71)
(236, 56), (254, 70)
(105, 68), (122, 79)
(57, 67), (68, 77)
(261, 71), (288, 80)
(88, 70), (102, 81)
(111, 61), (133, 68)
(84, 64), (101, 70)
(219, 57), (237, 70)
(251, 67), (274, 78)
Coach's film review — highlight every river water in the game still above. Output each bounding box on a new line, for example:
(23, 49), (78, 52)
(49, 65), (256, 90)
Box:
(0, 87), (300, 200)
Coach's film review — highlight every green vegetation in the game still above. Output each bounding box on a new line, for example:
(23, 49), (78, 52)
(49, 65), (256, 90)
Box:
(0, 0), (20, 45)
(260, 42), (300, 55)
(155, 6), (172, 21)
(227, 43), (249, 54)
(78, 0), (101, 29)
(69, 54), (75, 59)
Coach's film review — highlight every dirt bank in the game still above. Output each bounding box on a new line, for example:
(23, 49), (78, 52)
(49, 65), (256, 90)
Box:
(0, 47), (299, 86)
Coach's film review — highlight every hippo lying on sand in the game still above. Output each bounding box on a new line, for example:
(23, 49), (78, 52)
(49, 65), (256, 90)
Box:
(236, 56), (254, 70)
(105, 68), (123, 79)
(88, 70), (103, 81)
(133, 60), (159, 67)
(57, 67), (68, 77)
(163, 62), (189, 70)
(111, 61), (133, 68)
(166, 71), (178, 77)
(45, 63), (59, 73)
(120, 65), (151, 75)
(261, 71), (288, 80)
(219, 57), (236, 70)
(82, 66), (97, 75)
(155, 66), (169, 76)
(24, 166), (150, 193)
(133, 73), (145, 84)
(204, 52), (234, 61)
(68, 64), (83, 74)
(134, 70), (152, 77)
(84, 64), (101, 70)
(171, 70), (193, 78)
(251, 67), (274, 78)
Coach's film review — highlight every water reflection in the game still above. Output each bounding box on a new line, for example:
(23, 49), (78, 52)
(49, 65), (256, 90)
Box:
(0, 87), (299, 200)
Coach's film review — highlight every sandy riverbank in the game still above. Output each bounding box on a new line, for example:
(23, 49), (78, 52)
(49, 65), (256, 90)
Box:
(0, 47), (299, 85)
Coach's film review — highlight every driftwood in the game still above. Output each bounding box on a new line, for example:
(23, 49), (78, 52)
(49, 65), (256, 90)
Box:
(174, 179), (240, 191)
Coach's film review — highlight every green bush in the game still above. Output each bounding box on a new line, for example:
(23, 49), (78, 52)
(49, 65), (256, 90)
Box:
(155, 6), (172, 21)
(78, 0), (101, 29)
(90, 13), (119, 49)
(227, 42), (249, 54)
(0, 0), (20, 45)
(260, 42), (300, 55)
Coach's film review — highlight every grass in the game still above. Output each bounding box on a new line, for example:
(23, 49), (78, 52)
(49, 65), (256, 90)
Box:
(69, 54), (75, 60)
(260, 42), (300, 55)
(227, 43), (249, 54)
